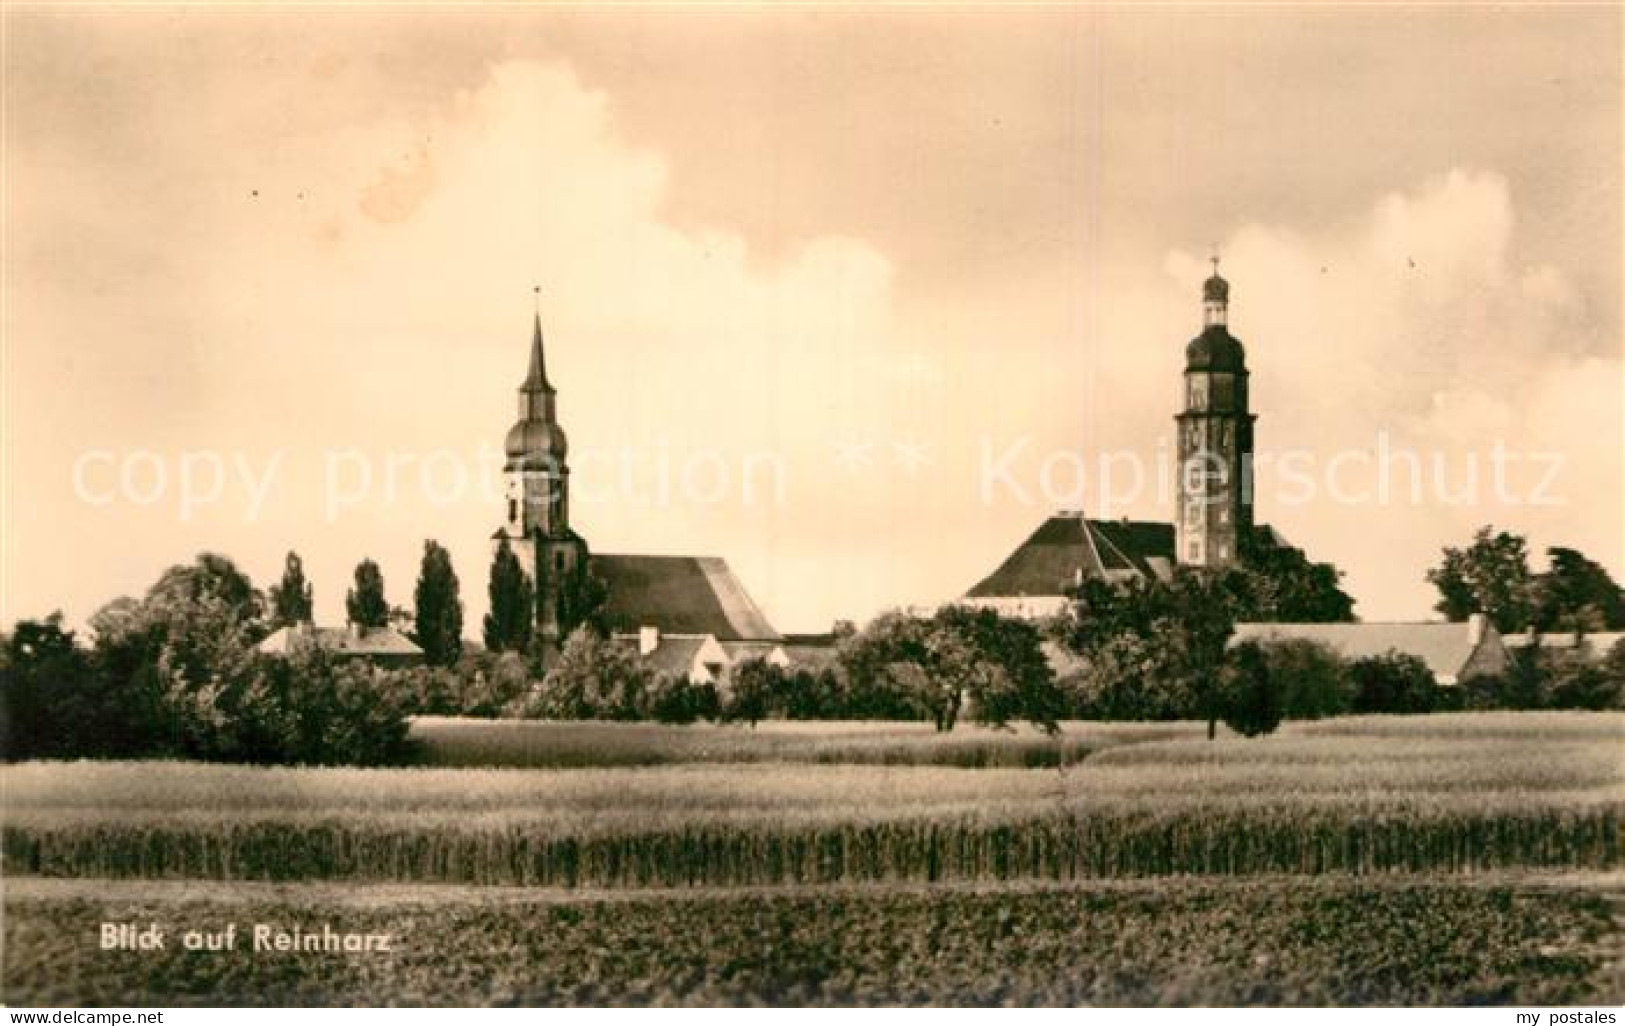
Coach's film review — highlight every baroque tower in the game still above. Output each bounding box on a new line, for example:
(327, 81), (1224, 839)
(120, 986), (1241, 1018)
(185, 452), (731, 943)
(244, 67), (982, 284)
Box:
(495, 302), (589, 662)
(1175, 260), (1255, 568)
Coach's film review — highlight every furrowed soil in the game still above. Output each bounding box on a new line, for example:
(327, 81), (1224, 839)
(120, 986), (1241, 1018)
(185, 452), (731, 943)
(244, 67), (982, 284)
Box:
(5, 875), (1622, 1006)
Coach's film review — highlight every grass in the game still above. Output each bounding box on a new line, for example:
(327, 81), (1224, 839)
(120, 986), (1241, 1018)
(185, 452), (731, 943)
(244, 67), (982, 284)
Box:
(7, 875), (1620, 1006)
(6, 715), (1621, 886)
(407, 717), (1197, 768)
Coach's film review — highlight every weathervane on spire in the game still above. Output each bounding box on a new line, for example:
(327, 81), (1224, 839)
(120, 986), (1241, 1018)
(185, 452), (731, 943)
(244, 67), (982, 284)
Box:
(533, 284), (541, 316)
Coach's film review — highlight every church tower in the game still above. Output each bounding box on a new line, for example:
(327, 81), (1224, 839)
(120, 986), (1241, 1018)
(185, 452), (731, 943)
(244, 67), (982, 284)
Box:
(495, 300), (589, 663)
(1175, 260), (1255, 568)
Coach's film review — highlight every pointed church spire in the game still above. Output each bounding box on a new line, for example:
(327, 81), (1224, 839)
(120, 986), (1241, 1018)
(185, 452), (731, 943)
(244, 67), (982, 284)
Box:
(523, 286), (554, 393)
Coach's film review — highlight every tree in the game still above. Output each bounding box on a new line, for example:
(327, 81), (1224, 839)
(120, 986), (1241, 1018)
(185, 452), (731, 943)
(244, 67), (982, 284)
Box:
(413, 540), (464, 667)
(839, 608), (1062, 733)
(778, 667), (842, 720)
(148, 553), (266, 641)
(1532, 546), (1625, 632)
(1062, 571), (1238, 737)
(484, 539), (534, 654)
(267, 551), (314, 628)
(1162, 571), (1238, 739)
(934, 605), (1066, 732)
(520, 627), (649, 720)
(1348, 651), (1439, 714)
(1539, 643), (1625, 711)
(346, 559), (390, 634)
(1220, 640), (1285, 737)
(1255, 638), (1351, 719)
(647, 672), (720, 724)
(722, 657), (780, 727)
(7, 556), (416, 766)
(250, 648), (413, 766)
(3, 615), (108, 760)
(558, 564), (610, 642)
(1234, 531), (1357, 622)
(1425, 526), (1535, 633)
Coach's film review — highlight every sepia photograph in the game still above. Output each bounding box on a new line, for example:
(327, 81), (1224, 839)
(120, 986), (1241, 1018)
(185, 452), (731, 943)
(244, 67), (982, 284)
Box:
(2, 2), (1622, 1010)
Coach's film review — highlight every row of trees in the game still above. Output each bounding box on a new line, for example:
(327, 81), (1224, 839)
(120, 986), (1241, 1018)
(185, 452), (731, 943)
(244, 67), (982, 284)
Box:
(5, 522), (1620, 765)
(261, 544), (468, 663)
(257, 537), (607, 667)
(1426, 526), (1625, 633)
(3, 555), (412, 764)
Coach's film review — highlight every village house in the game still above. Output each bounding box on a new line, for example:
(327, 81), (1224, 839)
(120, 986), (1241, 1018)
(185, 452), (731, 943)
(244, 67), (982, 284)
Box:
(256, 622), (425, 669)
(1229, 613), (1509, 686)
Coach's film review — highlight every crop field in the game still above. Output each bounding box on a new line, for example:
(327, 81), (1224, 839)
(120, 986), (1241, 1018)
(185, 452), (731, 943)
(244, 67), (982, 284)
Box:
(6, 875), (1620, 1006)
(6, 714), (1622, 886)
(5, 713), (1624, 1005)
(409, 717), (1195, 768)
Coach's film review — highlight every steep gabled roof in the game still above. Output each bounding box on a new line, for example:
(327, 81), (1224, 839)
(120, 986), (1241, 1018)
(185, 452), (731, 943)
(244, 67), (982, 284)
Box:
(591, 554), (780, 641)
(965, 514), (1176, 598)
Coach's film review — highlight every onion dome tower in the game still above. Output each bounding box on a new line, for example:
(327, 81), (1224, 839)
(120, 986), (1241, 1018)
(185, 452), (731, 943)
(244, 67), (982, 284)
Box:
(1174, 258), (1256, 568)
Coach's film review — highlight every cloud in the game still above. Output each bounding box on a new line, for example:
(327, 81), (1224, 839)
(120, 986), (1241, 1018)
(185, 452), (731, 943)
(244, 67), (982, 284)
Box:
(7, 60), (911, 631)
(5, 54), (1616, 634)
(1156, 170), (1620, 618)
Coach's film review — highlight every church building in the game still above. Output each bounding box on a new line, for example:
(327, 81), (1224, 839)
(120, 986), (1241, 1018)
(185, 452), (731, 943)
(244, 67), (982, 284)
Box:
(963, 264), (1291, 617)
(494, 307), (782, 670)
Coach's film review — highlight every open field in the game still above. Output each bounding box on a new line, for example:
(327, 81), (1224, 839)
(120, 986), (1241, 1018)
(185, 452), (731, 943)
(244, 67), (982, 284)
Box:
(408, 717), (1197, 768)
(7, 714), (1622, 886)
(6, 875), (1620, 1006)
(7, 714), (1623, 1005)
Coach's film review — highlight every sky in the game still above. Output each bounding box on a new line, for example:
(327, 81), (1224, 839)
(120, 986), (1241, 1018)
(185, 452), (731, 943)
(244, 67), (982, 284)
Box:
(4, 6), (1621, 635)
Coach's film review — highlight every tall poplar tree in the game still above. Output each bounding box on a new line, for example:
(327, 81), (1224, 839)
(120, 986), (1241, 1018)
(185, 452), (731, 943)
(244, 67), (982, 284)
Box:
(346, 558), (390, 634)
(413, 540), (464, 666)
(484, 539), (534, 653)
(268, 551), (314, 628)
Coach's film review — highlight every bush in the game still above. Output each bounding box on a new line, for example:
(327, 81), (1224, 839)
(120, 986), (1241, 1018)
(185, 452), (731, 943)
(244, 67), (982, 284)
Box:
(1256, 638), (1351, 719)
(1542, 650), (1625, 711)
(1349, 651), (1441, 714)
(2, 615), (164, 761)
(260, 649), (415, 765)
(646, 674), (720, 724)
(721, 658), (780, 727)
(514, 628), (650, 720)
(779, 668), (844, 720)
(1220, 641), (1285, 737)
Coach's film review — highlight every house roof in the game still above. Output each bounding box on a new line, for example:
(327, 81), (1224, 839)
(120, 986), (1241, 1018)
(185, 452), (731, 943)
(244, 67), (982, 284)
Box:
(777, 633), (841, 673)
(257, 623), (423, 658)
(1503, 631), (1625, 661)
(1229, 621), (1492, 683)
(590, 554), (780, 641)
(721, 640), (783, 663)
(637, 635), (713, 677)
(965, 514), (1177, 598)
